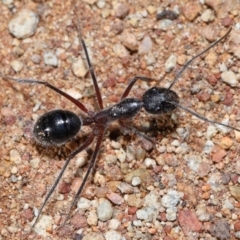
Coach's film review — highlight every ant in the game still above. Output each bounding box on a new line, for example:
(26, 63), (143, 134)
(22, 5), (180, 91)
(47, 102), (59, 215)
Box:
(1, 7), (238, 233)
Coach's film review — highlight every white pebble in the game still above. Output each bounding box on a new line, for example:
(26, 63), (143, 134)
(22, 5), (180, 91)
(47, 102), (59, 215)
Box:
(144, 158), (156, 168)
(30, 158), (40, 169)
(87, 211), (98, 226)
(10, 60), (24, 72)
(9, 9), (39, 39)
(115, 148), (126, 163)
(165, 54), (177, 72)
(166, 207), (177, 221)
(43, 51), (58, 67)
(10, 149), (21, 164)
(138, 35), (152, 54)
(105, 230), (122, 240)
(221, 70), (238, 87)
(72, 56), (88, 77)
(108, 219), (121, 230)
(201, 9), (215, 23)
(97, 199), (113, 221)
(206, 125), (217, 139)
(132, 176), (141, 186)
(34, 215), (53, 237)
(77, 197), (91, 210)
(161, 189), (181, 208)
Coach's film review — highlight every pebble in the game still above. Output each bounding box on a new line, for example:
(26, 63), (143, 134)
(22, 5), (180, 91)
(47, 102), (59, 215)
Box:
(115, 148), (126, 163)
(72, 57), (88, 78)
(178, 210), (202, 234)
(82, 0), (97, 5)
(2, 0), (14, 6)
(108, 219), (121, 230)
(115, 3), (130, 19)
(165, 54), (177, 73)
(124, 168), (150, 184)
(197, 162), (211, 178)
(223, 199), (234, 210)
(209, 219), (230, 240)
(201, 9), (215, 23)
(138, 36), (152, 54)
(105, 230), (123, 240)
(182, 2), (201, 21)
(10, 149), (22, 164)
(11, 166), (18, 174)
(30, 158), (40, 169)
(117, 182), (134, 194)
(157, 19), (173, 31)
(234, 221), (240, 231)
(82, 233), (104, 240)
(43, 51), (58, 67)
(71, 213), (87, 229)
(206, 125), (218, 139)
(212, 149), (227, 163)
(31, 54), (41, 64)
(161, 189), (181, 208)
(208, 173), (223, 192)
(125, 194), (142, 208)
(166, 207), (177, 221)
(221, 70), (238, 87)
(120, 30), (138, 51)
(97, 199), (113, 221)
(144, 190), (160, 208)
(34, 215), (53, 237)
(8, 9), (39, 39)
(184, 155), (202, 172)
(87, 211), (98, 226)
(136, 207), (156, 221)
(113, 44), (129, 58)
(229, 186), (240, 201)
(77, 197), (91, 210)
(96, 0), (105, 8)
(132, 176), (141, 186)
(10, 60), (24, 72)
(106, 192), (124, 205)
(144, 158), (156, 168)
(195, 204), (210, 221)
(219, 136), (233, 150)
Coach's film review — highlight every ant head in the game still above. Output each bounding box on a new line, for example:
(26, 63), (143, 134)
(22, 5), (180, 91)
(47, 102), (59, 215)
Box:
(142, 87), (179, 114)
(33, 109), (82, 146)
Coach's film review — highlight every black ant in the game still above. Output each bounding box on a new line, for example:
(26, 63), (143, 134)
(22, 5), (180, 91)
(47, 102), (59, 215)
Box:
(1, 7), (238, 233)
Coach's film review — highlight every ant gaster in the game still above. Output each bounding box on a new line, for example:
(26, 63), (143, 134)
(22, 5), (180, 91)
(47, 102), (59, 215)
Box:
(1, 9), (237, 230)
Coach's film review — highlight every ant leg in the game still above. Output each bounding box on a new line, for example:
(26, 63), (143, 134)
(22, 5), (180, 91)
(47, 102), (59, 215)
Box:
(31, 132), (95, 229)
(1, 75), (89, 114)
(121, 76), (164, 100)
(176, 103), (240, 132)
(168, 28), (232, 90)
(73, 6), (103, 110)
(61, 128), (105, 226)
(119, 119), (156, 147)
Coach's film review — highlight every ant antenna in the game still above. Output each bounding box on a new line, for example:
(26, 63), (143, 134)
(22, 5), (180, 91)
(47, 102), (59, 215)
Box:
(168, 28), (232, 90)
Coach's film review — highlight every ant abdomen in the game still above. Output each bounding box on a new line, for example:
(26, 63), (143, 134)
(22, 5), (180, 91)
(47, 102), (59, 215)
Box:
(143, 87), (179, 114)
(33, 109), (82, 146)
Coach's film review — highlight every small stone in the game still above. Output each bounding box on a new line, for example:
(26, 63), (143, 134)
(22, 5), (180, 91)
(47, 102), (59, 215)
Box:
(34, 215), (53, 237)
(9, 149), (21, 164)
(43, 51), (58, 67)
(201, 9), (215, 23)
(72, 57), (88, 78)
(87, 211), (98, 226)
(229, 186), (240, 201)
(115, 4), (130, 19)
(138, 36), (152, 54)
(161, 189), (181, 208)
(9, 9), (39, 39)
(197, 162), (211, 178)
(219, 136), (233, 149)
(132, 176), (141, 186)
(136, 207), (156, 221)
(31, 54), (41, 64)
(144, 158), (156, 168)
(77, 197), (91, 210)
(70, 213), (87, 229)
(206, 125), (218, 139)
(212, 149), (227, 162)
(209, 219), (230, 240)
(221, 71), (238, 87)
(126, 194), (142, 208)
(234, 221), (240, 231)
(2, 0), (14, 6)
(113, 44), (129, 58)
(82, 0), (97, 5)
(120, 30), (138, 51)
(11, 166), (18, 174)
(58, 180), (71, 194)
(108, 219), (121, 230)
(182, 2), (201, 21)
(118, 182), (134, 194)
(106, 192), (124, 205)
(178, 210), (202, 234)
(10, 60), (24, 72)
(97, 199), (113, 221)
(166, 208), (177, 221)
(22, 208), (34, 221)
(165, 54), (177, 72)
(30, 158), (40, 169)
(105, 230), (123, 240)
(157, 19), (173, 31)
(82, 233), (104, 240)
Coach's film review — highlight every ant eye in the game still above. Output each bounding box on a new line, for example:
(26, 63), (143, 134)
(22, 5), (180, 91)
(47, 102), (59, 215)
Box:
(33, 109), (82, 146)
(143, 87), (179, 114)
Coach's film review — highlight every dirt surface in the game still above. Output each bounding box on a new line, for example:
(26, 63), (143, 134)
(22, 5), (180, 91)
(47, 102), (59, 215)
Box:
(1, 0), (240, 239)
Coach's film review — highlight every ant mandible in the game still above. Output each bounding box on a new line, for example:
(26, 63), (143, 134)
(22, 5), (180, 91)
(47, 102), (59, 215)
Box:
(1, 7), (238, 231)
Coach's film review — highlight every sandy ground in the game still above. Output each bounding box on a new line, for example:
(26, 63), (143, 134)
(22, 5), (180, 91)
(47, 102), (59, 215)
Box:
(1, 0), (240, 239)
